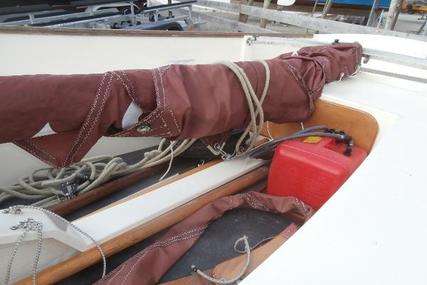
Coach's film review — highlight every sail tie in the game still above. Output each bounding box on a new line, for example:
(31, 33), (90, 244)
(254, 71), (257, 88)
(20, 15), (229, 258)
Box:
(218, 60), (271, 157)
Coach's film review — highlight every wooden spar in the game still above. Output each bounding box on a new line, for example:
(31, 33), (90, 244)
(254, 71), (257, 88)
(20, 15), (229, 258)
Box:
(15, 166), (269, 285)
(49, 165), (165, 216)
(196, 0), (427, 42)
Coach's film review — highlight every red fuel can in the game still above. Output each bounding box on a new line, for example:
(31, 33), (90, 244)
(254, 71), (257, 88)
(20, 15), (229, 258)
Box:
(267, 136), (367, 210)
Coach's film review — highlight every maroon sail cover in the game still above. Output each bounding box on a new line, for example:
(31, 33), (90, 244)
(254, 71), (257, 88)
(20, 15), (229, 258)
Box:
(0, 43), (362, 166)
(96, 191), (314, 285)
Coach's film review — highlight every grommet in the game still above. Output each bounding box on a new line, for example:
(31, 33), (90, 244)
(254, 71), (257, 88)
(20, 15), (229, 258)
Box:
(137, 124), (151, 133)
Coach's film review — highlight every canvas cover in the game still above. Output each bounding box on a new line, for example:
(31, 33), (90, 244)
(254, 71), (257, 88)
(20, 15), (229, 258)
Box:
(0, 43), (362, 166)
(96, 191), (314, 285)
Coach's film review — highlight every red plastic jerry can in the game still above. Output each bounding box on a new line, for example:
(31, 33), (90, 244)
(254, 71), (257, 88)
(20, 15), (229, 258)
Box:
(267, 136), (367, 210)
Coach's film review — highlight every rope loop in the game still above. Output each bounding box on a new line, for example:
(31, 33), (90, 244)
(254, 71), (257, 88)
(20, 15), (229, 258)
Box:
(192, 235), (251, 285)
(218, 60), (271, 157)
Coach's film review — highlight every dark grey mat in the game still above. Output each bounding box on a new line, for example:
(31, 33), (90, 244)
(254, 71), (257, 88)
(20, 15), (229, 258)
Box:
(160, 208), (292, 283)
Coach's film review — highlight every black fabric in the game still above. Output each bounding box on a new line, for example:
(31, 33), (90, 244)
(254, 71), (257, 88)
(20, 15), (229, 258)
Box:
(160, 208), (292, 283)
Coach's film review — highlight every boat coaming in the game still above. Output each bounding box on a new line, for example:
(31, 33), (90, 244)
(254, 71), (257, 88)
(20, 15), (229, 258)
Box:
(0, 27), (426, 284)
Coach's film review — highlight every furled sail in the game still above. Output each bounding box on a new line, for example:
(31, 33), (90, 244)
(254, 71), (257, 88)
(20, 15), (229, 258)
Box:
(0, 42), (362, 167)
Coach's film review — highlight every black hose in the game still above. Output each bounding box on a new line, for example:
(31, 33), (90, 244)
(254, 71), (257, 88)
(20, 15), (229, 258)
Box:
(246, 126), (353, 160)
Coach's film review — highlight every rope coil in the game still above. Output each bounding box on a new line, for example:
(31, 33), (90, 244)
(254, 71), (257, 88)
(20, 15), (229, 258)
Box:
(0, 139), (196, 208)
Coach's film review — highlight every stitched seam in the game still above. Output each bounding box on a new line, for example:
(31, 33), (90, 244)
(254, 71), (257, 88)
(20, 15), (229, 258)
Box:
(283, 61), (315, 112)
(158, 68), (171, 134)
(140, 110), (172, 136)
(110, 225), (208, 285)
(119, 231), (204, 285)
(167, 109), (180, 134)
(25, 139), (57, 161)
(158, 66), (167, 107)
(120, 230), (204, 285)
(68, 73), (114, 164)
(15, 140), (57, 165)
(137, 69), (162, 125)
(104, 225), (208, 283)
(111, 71), (133, 101)
(158, 67), (180, 134)
(117, 71), (137, 103)
(153, 69), (162, 107)
(111, 71), (144, 132)
(64, 73), (108, 165)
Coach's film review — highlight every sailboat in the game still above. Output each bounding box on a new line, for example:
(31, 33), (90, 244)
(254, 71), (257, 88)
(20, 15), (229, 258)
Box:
(0, 26), (426, 285)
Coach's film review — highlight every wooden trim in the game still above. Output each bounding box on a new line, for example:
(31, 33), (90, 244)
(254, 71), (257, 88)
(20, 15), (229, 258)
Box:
(0, 25), (312, 38)
(15, 167), (269, 285)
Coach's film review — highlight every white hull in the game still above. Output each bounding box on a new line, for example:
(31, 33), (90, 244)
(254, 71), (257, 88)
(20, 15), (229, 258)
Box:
(0, 28), (426, 284)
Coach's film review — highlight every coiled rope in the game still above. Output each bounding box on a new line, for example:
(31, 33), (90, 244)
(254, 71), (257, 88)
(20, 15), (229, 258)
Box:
(0, 138), (196, 208)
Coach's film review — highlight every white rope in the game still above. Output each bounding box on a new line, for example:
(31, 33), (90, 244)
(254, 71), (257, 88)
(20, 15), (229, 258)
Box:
(192, 235), (251, 285)
(265, 121), (274, 141)
(219, 60), (271, 157)
(0, 139), (196, 208)
(159, 142), (174, 181)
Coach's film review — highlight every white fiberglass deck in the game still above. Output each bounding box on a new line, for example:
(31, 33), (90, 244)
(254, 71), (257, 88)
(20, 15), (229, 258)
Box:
(242, 57), (427, 285)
